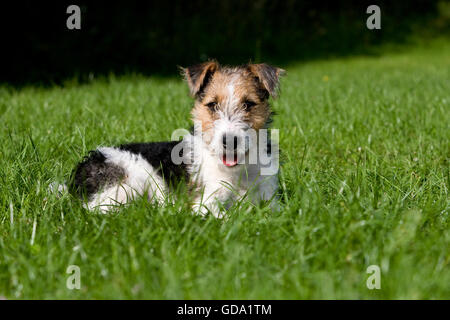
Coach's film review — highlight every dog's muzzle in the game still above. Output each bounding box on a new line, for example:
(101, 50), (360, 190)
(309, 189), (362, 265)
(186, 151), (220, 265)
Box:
(221, 133), (250, 167)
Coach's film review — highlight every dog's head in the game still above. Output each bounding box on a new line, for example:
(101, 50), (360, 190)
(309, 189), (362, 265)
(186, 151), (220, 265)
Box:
(182, 61), (284, 167)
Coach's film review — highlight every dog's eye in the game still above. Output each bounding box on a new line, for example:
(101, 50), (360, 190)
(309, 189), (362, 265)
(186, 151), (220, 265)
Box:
(206, 102), (218, 111)
(243, 100), (256, 111)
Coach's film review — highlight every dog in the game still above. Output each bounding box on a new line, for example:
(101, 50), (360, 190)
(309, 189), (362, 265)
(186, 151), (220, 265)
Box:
(68, 61), (284, 218)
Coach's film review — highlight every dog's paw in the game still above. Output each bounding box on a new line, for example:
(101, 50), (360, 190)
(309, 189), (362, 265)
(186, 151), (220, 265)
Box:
(192, 202), (225, 219)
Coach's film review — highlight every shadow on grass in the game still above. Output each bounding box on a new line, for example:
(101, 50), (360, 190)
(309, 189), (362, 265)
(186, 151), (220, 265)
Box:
(2, 0), (449, 87)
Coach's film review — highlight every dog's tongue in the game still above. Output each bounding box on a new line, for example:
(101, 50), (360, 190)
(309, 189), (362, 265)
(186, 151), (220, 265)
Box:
(222, 154), (238, 167)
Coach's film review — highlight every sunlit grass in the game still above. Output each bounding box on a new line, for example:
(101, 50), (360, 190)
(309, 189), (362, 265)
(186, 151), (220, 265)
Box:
(0, 40), (448, 299)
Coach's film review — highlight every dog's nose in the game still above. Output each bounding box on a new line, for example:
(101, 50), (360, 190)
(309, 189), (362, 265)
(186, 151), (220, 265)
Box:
(222, 134), (238, 150)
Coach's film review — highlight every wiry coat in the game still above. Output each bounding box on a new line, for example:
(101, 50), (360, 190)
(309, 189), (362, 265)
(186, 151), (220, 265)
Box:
(69, 61), (284, 217)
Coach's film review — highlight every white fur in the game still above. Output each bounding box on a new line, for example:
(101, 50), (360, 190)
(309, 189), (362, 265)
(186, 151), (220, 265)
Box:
(185, 133), (279, 218)
(81, 139), (278, 217)
(185, 74), (279, 217)
(68, 73), (279, 217)
(87, 147), (167, 212)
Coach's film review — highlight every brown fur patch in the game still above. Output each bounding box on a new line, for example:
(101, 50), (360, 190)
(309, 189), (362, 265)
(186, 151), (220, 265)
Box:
(181, 61), (218, 97)
(192, 67), (270, 130)
(191, 102), (216, 132)
(183, 62), (284, 137)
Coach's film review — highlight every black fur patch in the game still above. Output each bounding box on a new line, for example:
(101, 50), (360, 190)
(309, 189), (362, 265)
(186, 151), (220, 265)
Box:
(118, 141), (188, 187)
(70, 141), (189, 200)
(196, 68), (214, 99)
(69, 150), (126, 199)
(247, 63), (285, 98)
(183, 61), (218, 98)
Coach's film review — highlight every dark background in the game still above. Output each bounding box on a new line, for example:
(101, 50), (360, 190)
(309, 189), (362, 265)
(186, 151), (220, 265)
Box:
(2, 0), (449, 86)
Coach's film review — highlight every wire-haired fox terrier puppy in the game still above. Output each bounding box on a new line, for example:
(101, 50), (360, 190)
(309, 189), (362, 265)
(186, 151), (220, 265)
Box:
(68, 61), (285, 218)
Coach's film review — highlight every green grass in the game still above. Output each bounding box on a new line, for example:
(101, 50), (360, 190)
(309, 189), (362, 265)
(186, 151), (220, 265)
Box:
(0, 39), (449, 299)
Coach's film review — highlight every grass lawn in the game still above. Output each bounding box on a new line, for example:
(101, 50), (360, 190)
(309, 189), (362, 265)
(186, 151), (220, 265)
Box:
(0, 39), (448, 299)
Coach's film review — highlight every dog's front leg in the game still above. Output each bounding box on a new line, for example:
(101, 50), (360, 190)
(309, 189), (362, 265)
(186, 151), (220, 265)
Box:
(192, 183), (232, 219)
(192, 199), (222, 218)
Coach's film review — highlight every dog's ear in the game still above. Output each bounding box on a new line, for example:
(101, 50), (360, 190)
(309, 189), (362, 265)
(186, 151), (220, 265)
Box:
(248, 63), (285, 98)
(181, 61), (219, 98)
